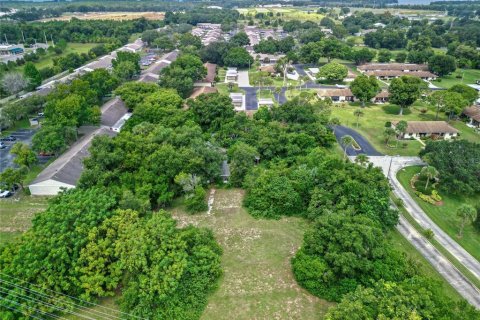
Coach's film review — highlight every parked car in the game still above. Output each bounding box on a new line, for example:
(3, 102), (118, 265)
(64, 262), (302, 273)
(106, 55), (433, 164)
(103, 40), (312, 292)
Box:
(0, 142), (6, 149)
(0, 190), (12, 198)
(0, 136), (16, 142)
(38, 112), (45, 117)
(38, 151), (54, 156)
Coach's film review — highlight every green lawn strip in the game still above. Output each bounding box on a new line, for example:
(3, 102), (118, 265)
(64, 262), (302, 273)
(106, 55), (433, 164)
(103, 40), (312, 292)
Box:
(216, 83), (245, 96)
(432, 69), (480, 89)
(0, 118), (32, 138)
(64, 297), (120, 320)
(171, 189), (333, 319)
(388, 229), (463, 301)
(450, 121), (480, 143)
(397, 166), (480, 262)
(392, 193), (480, 292)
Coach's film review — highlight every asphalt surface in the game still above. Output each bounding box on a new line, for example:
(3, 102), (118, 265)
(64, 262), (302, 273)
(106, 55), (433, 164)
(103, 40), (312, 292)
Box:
(363, 155), (480, 308)
(0, 128), (51, 174)
(333, 125), (382, 156)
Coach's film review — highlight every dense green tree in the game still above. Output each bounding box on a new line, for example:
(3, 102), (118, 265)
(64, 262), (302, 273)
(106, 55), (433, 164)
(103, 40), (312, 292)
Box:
(114, 82), (160, 109)
(223, 47), (254, 68)
(318, 62), (348, 82)
(377, 49), (392, 63)
(456, 204), (477, 238)
(10, 142), (37, 169)
(326, 278), (479, 319)
(350, 74), (380, 106)
(113, 60), (137, 80)
(0, 167), (27, 191)
(351, 48), (376, 65)
(389, 76), (427, 115)
(187, 93), (235, 132)
(230, 32), (250, 46)
(228, 142), (258, 187)
(159, 54), (206, 98)
(448, 84), (478, 104)
(428, 54), (457, 76)
(23, 62), (42, 90)
(420, 140), (480, 196)
(112, 51), (140, 75)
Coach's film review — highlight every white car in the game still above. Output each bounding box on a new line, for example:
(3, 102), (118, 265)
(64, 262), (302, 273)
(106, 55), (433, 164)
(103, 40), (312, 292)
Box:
(0, 190), (12, 198)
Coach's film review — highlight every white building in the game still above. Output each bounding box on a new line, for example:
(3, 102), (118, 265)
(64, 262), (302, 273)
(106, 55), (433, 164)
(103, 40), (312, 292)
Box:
(226, 68), (238, 83)
(392, 121), (459, 140)
(229, 92), (245, 111)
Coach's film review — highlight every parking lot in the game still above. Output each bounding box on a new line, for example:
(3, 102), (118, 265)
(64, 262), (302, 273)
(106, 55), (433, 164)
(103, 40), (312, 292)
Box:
(0, 128), (51, 174)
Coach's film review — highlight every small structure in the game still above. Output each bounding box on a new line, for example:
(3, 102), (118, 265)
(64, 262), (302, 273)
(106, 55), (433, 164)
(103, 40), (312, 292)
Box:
(225, 67), (238, 83)
(392, 121), (459, 140)
(365, 70), (437, 81)
(229, 92), (245, 111)
(373, 90), (390, 104)
(463, 106), (480, 128)
(253, 53), (285, 65)
(317, 88), (355, 102)
(220, 160), (230, 183)
(258, 65), (276, 74)
(345, 70), (357, 82)
(258, 98), (274, 108)
(0, 44), (24, 55)
(358, 63), (429, 72)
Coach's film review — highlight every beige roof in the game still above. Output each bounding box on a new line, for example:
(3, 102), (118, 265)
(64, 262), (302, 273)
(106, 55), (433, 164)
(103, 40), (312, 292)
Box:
(201, 63), (217, 83)
(259, 65), (276, 73)
(317, 88), (353, 97)
(358, 63), (429, 71)
(392, 121), (459, 134)
(463, 106), (480, 122)
(189, 86), (218, 99)
(375, 90), (390, 98)
(366, 70), (436, 78)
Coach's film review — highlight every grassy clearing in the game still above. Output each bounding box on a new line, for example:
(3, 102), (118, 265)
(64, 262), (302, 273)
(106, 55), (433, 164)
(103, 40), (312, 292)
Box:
(64, 297), (120, 320)
(15, 43), (98, 72)
(171, 189), (334, 319)
(330, 102), (475, 156)
(40, 12), (164, 22)
(237, 7), (325, 22)
(397, 166), (480, 263)
(433, 69), (480, 89)
(0, 194), (49, 244)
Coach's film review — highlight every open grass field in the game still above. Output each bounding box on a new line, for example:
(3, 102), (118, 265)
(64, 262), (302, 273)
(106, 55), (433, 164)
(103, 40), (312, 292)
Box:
(172, 188), (334, 319)
(0, 194), (49, 244)
(15, 43), (98, 72)
(40, 12), (164, 22)
(397, 166), (480, 263)
(432, 69), (480, 89)
(237, 7), (326, 23)
(330, 102), (477, 156)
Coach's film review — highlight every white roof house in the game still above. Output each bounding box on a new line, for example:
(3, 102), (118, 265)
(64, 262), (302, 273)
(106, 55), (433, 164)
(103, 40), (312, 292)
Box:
(229, 92), (245, 111)
(258, 98), (274, 108)
(226, 68), (238, 83)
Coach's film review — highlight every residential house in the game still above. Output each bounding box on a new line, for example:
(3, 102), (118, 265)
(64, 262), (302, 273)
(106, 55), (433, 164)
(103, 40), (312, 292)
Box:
(373, 90), (390, 103)
(258, 98), (274, 108)
(229, 92), (245, 111)
(392, 121), (459, 140)
(226, 67), (238, 83)
(195, 63), (217, 87)
(365, 70), (437, 81)
(317, 88), (355, 102)
(463, 106), (480, 128)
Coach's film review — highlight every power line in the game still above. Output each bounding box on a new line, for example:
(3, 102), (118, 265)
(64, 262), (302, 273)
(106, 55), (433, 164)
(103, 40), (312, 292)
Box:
(0, 303), (46, 320)
(0, 296), (62, 320)
(0, 272), (146, 320)
(0, 286), (84, 320)
(0, 278), (118, 320)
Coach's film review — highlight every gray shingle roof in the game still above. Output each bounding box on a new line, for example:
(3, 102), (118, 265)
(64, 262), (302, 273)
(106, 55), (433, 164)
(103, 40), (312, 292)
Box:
(101, 97), (128, 127)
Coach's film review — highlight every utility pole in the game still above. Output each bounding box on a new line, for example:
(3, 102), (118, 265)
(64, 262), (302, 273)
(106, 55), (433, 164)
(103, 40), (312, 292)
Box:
(43, 31), (48, 46)
(4, 34), (8, 45)
(21, 30), (25, 43)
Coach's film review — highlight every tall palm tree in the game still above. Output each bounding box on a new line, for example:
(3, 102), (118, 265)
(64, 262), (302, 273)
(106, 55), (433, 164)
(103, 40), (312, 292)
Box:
(274, 86), (282, 103)
(341, 135), (354, 160)
(355, 154), (369, 167)
(456, 204), (477, 238)
(353, 109), (364, 128)
(420, 165), (439, 190)
(395, 120), (408, 148)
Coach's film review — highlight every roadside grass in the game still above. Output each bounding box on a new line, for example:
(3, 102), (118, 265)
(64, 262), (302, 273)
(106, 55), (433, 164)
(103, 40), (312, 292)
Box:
(171, 188), (334, 319)
(432, 69), (480, 89)
(388, 229), (463, 301)
(248, 69), (297, 87)
(397, 166), (480, 263)
(0, 193), (49, 244)
(256, 89), (275, 99)
(330, 102), (474, 156)
(15, 43), (98, 72)
(285, 88), (317, 101)
(216, 83), (245, 96)
(0, 118), (31, 137)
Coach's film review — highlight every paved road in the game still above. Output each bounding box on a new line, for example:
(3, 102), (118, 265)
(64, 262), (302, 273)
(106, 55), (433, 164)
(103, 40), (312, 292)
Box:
(397, 215), (480, 308)
(363, 155), (480, 307)
(242, 87), (258, 110)
(332, 125), (382, 156)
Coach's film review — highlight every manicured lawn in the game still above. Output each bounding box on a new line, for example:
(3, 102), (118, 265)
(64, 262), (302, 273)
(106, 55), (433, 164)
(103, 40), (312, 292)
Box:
(330, 102), (475, 156)
(432, 69), (480, 89)
(171, 189), (334, 319)
(257, 89), (275, 99)
(397, 166), (480, 262)
(248, 69), (297, 87)
(388, 230), (463, 301)
(0, 193), (49, 245)
(285, 88), (317, 101)
(216, 83), (245, 96)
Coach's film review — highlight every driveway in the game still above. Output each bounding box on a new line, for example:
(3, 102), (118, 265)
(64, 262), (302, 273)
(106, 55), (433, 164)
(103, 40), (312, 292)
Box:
(237, 71), (251, 87)
(241, 87), (258, 110)
(332, 125), (382, 156)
